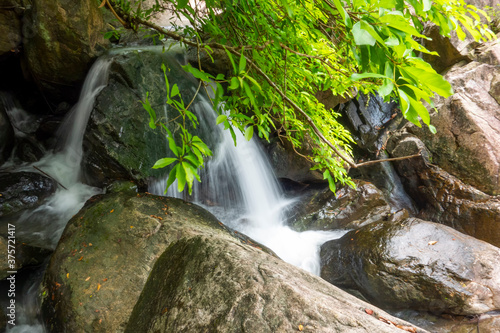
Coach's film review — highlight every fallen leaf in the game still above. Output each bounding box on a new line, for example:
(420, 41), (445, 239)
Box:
(97, 283), (101, 291)
(298, 324), (304, 331)
(66, 273), (69, 279)
(161, 308), (168, 315)
(78, 256), (84, 261)
(85, 277), (90, 281)
(110, 209), (114, 213)
(130, 226), (134, 228)
(365, 308), (373, 315)
(103, 278), (108, 282)
(428, 241), (438, 245)
(396, 325), (417, 333)
(89, 243), (92, 246)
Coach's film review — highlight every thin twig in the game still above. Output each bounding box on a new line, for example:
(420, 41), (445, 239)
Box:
(33, 166), (68, 190)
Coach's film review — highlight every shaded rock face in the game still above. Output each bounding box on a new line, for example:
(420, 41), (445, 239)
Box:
(0, 172), (56, 217)
(320, 218), (500, 315)
(265, 134), (323, 183)
(0, 0), (22, 58)
(23, 0), (109, 102)
(0, 236), (51, 279)
(40, 192), (422, 333)
(422, 23), (468, 73)
(409, 61), (500, 195)
(83, 48), (198, 188)
(289, 180), (390, 232)
(388, 132), (500, 248)
(0, 106), (14, 165)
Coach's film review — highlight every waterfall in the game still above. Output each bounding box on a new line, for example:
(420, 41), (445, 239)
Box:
(150, 91), (346, 275)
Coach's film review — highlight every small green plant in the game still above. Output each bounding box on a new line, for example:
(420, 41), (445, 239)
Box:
(141, 63), (212, 195)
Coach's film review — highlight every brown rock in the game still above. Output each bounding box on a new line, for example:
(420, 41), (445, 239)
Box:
(23, 0), (109, 102)
(409, 61), (500, 195)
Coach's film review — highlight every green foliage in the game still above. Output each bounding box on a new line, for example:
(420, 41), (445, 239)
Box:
(141, 63), (212, 194)
(111, 0), (493, 193)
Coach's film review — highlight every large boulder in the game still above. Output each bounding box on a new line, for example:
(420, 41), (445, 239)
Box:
(41, 192), (423, 333)
(82, 48), (199, 188)
(0, 236), (51, 279)
(321, 218), (500, 315)
(289, 180), (390, 232)
(22, 0), (109, 103)
(388, 132), (500, 248)
(0, 172), (57, 217)
(409, 61), (500, 195)
(0, 0), (22, 58)
(0, 105), (14, 165)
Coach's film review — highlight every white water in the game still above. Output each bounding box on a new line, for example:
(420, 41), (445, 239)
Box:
(3, 58), (112, 333)
(150, 95), (347, 275)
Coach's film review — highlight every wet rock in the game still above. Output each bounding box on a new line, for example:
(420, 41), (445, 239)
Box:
(408, 61), (500, 195)
(289, 180), (390, 232)
(23, 0), (109, 103)
(388, 133), (500, 248)
(0, 106), (14, 165)
(83, 48), (199, 188)
(0, 236), (51, 279)
(0, 0), (22, 58)
(0, 172), (57, 217)
(339, 93), (402, 153)
(320, 218), (500, 315)
(265, 134), (323, 183)
(421, 23), (469, 73)
(40, 191), (423, 333)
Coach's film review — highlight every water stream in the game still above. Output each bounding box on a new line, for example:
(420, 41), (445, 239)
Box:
(2, 48), (346, 331)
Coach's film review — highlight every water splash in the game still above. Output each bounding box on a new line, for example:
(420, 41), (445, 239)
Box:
(150, 93), (346, 275)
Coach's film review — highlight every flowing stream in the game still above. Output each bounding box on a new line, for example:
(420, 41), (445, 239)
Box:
(2, 47), (346, 331)
(149, 87), (346, 275)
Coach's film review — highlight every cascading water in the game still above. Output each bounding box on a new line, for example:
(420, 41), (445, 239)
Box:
(150, 84), (347, 275)
(1, 58), (112, 333)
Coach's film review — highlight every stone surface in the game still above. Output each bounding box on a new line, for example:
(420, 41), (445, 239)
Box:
(409, 61), (500, 195)
(0, 105), (14, 165)
(40, 191), (424, 333)
(321, 218), (500, 315)
(289, 180), (390, 232)
(82, 48), (200, 188)
(23, 0), (109, 102)
(0, 172), (56, 217)
(0, 0), (22, 58)
(388, 132), (500, 248)
(0, 236), (51, 279)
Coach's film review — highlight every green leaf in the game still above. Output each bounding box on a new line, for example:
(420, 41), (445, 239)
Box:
(280, 0), (294, 18)
(408, 95), (430, 125)
(166, 164), (178, 192)
(167, 136), (179, 157)
(244, 126), (254, 141)
(350, 73), (389, 81)
(223, 47), (237, 75)
(152, 157), (178, 169)
(177, 0), (188, 9)
(379, 14), (427, 38)
(229, 77), (240, 90)
(176, 161), (186, 192)
(182, 162), (194, 185)
(331, 0), (352, 27)
(171, 84), (179, 98)
(216, 114), (227, 125)
(238, 52), (247, 74)
(428, 124), (437, 134)
(402, 66), (454, 97)
(352, 21), (376, 46)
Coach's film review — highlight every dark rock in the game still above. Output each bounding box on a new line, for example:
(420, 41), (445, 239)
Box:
(0, 105), (14, 165)
(40, 191), (424, 333)
(0, 236), (51, 279)
(422, 23), (469, 73)
(265, 134), (323, 183)
(321, 218), (500, 315)
(408, 61), (500, 195)
(82, 48), (197, 188)
(0, 0), (22, 58)
(22, 0), (110, 103)
(388, 133), (500, 248)
(0, 172), (57, 217)
(289, 180), (390, 232)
